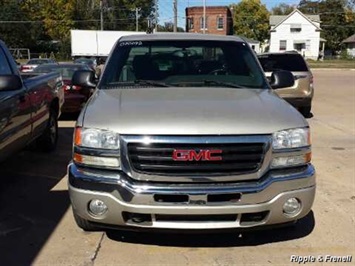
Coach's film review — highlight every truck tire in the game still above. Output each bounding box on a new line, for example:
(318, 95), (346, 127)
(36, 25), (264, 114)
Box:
(73, 211), (97, 231)
(37, 109), (58, 152)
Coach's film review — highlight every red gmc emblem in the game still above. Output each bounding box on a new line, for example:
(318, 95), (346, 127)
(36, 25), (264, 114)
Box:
(172, 149), (222, 161)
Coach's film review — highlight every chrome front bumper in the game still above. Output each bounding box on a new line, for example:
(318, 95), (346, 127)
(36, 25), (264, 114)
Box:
(68, 163), (316, 230)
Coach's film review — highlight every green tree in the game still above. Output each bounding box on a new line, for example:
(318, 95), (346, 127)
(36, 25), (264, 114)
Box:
(73, 0), (100, 30)
(20, 0), (55, 53)
(42, 0), (75, 41)
(16, 0), (155, 57)
(21, 0), (75, 41)
(231, 0), (270, 42)
(298, 0), (354, 53)
(298, 0), (320, 14)
(319, 0), (351, 53)
(0, 0), (31, 48)
(101, 0), (155, 31)
(157, 22), (184, 32)
(271, 3), (295, 15)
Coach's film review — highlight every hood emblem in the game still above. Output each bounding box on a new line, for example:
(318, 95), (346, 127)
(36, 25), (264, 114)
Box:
(172, 149), (222, 161)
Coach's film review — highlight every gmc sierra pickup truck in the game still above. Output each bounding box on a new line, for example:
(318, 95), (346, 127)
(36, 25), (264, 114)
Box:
(68, 34), (315, 231)
(0, 40), (64, 161)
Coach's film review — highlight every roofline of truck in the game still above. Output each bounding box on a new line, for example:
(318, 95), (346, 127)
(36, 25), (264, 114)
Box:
(118, 33), (245, 43)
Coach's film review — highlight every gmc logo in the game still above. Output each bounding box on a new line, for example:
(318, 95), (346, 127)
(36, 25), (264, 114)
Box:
(172, 149), (222, 161)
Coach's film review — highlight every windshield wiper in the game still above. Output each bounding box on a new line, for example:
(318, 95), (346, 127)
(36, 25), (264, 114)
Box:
(203, 80), (248, 89)
(104, 80), (171, 89)
(134, 79), (170, 87)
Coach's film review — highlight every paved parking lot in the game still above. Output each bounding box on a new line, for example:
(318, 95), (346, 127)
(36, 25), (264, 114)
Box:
(0, 70), (354, 265)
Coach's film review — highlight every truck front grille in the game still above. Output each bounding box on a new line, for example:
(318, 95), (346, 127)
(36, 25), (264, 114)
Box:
(127, 142), (266, 175)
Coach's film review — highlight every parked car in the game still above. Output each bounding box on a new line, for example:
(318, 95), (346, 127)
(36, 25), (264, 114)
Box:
(33, 63), (95, 113)
(20, 58), (57, 73)
(68, 33), (315, 232)
(0, 40), (64, 161)
(74, 57), (97, 71)
(258, 51), (314, 117)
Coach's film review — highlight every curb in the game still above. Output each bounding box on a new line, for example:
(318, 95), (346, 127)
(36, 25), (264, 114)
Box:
(310, 67), (355, 71)
(310, 68), (355, 71)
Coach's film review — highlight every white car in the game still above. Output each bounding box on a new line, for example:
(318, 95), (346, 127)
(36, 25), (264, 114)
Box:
(20, 58), (57, 72)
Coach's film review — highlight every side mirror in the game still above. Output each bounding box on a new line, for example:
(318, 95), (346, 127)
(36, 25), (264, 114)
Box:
(270, 70), (295, 89)
(0, 75), (23, 91)
(72, 70), (97, 89)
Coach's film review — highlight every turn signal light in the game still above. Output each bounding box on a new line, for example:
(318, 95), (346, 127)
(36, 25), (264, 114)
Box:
(74, 127), (82, 146)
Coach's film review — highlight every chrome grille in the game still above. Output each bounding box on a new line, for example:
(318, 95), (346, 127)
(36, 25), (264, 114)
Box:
(127, 142), (266, 176)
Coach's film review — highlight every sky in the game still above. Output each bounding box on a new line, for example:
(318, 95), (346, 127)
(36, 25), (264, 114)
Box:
(158, 0), (300, 28)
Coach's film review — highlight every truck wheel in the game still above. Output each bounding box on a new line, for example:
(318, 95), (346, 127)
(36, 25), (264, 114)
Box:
(73, 211), (97, 231)
(37, 109), (58, 152)
(300, 106), (312, 118)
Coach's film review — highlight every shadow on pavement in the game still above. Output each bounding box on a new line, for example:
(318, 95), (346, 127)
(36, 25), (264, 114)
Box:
(106, 211), (315, 247)
(0, 126), (73, 265)
(59, 112), (80, 121)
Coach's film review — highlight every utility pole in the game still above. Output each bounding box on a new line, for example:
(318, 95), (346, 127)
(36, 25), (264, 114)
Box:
(155, 0), (158, 32)
(173, 0), (177, 32)
(135, 8), (141, 31)
(203, 0), (206, 34)
(100, 0), (104, 30)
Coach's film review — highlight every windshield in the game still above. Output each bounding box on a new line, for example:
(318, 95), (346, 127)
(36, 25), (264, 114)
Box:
(27, 59), (51, 65)
(34, 65), (89, 79)
(100, 40), (266, 89)
(75, 58), (94, 64)
(258, 54), (309, 72)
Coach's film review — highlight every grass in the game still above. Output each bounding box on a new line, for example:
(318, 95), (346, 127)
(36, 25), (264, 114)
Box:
(307, 59), (355, 69)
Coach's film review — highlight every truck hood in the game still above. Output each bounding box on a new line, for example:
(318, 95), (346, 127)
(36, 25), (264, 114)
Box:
(81, 87), (307, 135)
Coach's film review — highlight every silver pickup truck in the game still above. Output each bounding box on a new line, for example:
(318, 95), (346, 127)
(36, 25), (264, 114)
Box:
(0, 40), (64, 162)
(68, 34), (315, 231)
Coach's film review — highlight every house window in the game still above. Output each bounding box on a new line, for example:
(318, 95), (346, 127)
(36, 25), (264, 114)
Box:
(187, 17), (194, 30)
(217, 17), (224, 30)
(280, 40), (287, 51)
(306, 40), (311, 51)
(200, 16), (208, 29)
(294, 43), (305, 52)
(290, 24), (302, 33)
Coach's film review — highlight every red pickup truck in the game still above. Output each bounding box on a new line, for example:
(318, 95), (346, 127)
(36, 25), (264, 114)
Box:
(0, 39), (64, 161)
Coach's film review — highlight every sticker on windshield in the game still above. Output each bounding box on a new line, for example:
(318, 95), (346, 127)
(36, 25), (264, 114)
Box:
(119, 41), (143, 47)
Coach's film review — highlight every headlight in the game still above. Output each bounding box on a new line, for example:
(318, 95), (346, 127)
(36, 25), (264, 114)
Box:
(271, 127), (311, 169)
(73, 127), (120, 169)
(272, 128), (310, 150)
(75, 127), (119, 149)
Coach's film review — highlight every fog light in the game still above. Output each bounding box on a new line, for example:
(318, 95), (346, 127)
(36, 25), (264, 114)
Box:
(88, 199), (108, 216)
(283, 198), (301, 216)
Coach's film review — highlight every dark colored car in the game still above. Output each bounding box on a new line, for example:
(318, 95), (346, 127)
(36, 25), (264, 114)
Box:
(33, 63), (94, 113)
(258, 52), (314, 117)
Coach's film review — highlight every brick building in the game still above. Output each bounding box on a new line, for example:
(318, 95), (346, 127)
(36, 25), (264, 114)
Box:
(185, 6), (233, 35)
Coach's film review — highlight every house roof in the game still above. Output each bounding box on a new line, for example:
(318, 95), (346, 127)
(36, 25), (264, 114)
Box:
(342, 34), (355, 43)
(270, 9), (321, 31)
(240, 37), (260, 44)
(270, 14), (320, 26)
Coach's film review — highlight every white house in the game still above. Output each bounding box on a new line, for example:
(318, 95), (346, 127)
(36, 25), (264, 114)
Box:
(342, 34), (355, 58)
(242, 37), (261, 53)
(269, 9), (324, 60)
